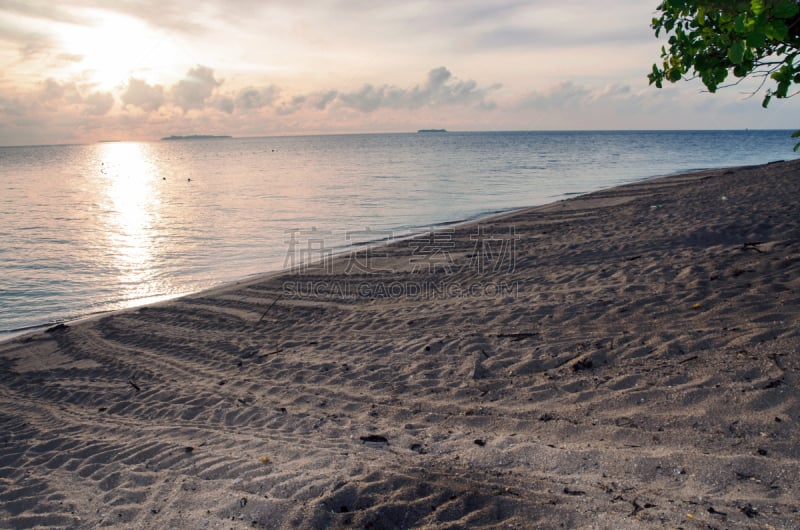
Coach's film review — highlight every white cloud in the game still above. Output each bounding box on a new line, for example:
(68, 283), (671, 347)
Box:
(121, 78), (165, 111)
(2, 1), (798, 145)
(214, 95), (234, 114)
(235, 85), (280, 110)
(310, 90), (338, 110)
(337, 67), (498, 112)
(517, 81), (595, 110)
(171, 65), (221, 112)
(276, 95), (307, 115)
(36, 77), (113, 115)
(0, 95), (27, 117)
(83, 90), (114, 115)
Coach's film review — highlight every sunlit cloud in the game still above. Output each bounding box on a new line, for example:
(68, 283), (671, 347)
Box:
(337, 67), (498, 112)
(214, 96), (234, 114)
(276, 95), (307, 116)
(310, 90), (338, 111)
(55, 52), (84, 63)
(32, 77), (114, 116)
(1, 0), (797, 145)
(121, 78), (166, 112)
(1, 0), (84, 26)
(0, 95), (26, 117)
(517, 81), (597, 110)
(171, 65), (221, 112)
(83, 90), (114, 115)
(39, 78), (82, 104)
(235, 85), (280, 110)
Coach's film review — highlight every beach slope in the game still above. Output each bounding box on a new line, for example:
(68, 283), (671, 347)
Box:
(2, 160), (799, 529)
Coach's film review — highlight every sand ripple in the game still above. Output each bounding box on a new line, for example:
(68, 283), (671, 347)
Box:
(2, 161), (799, 528)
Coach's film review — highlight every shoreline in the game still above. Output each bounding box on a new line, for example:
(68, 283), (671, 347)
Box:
(0, 163), (742, 343)
(2, 159), (799, 528)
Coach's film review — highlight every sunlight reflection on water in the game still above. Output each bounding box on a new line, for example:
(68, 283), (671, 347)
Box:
(98, 142), (161, 302)
(1, 130), (798, 334)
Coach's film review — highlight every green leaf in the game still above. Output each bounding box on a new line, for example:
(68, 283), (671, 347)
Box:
(734, 13), (747, 33)
(765, 21), (788, 41)
(729, 40), (746, 64)
(774, 0), (800, 19)
(734, 64), (749, 77)
(791, 130), (800, 138)
(746, 30), (766, 48)
(649, 0), (800, 151)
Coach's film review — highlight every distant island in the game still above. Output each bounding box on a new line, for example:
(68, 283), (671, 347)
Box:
(161, 135), (233, 141)
(417, 129), (447, 133)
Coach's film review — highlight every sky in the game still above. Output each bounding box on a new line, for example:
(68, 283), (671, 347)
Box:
(1, 0), (799, 146)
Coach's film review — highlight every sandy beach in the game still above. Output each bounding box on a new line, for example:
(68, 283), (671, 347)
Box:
(1, 159), (799, 529)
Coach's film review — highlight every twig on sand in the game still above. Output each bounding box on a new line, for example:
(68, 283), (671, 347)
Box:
(741, 242), (764, 253)
(258, 348), (284, 358)
(257, 294), (283, 324)
(128, 380), (141, 392)
(493, 332), (539, 341)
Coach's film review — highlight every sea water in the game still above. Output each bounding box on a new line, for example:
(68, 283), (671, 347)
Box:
(1, 130), (797, 336)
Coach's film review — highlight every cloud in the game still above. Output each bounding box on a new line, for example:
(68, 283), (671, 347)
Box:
(125, 66), (497, 116)
(473, 23), (651, 51)
(0, 0), (84, 25)
(0, 25), (54, 59)
(0, 3), (75, 59)
(517, 81), (595, 110)
(214, 95), (234, 113)
(310, 90), (338, 110)
(39, 78), (80, 103)
(515, 81), (643, 117)
(37, 78), (113, 115)
(235, 85), (280, 110)
(276, 95), (307, 115)
(93, 0), (208, 34)
(83, 90), (114, 115)
(171, 65), (222, 112)
(0, 95), (27, 117)
(17, 36), (52, 58)
(337, 84), (385, 112)
(55, 53), (84, 63)
(0, 0), (205, 37)
(337, 67), (498, 112)
(121, 78), (165, 111)
(502, 79), (752, 130)
(442, 0), (531, 27)
(119, 71), (279, 115)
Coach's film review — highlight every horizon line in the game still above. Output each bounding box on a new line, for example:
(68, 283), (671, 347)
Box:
(1, 127), (795, 148)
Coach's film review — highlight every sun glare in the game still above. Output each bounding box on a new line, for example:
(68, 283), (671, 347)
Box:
(57, 10), (185, 89)
(96, 142), (162, 297)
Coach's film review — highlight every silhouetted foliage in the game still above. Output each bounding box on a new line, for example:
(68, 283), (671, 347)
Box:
(649, 0), (800, 148)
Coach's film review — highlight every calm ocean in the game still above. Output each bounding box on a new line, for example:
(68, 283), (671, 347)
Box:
(1, 130), (797, 337)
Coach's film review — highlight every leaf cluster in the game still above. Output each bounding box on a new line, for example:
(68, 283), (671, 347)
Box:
(650, 1), (800, 146)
